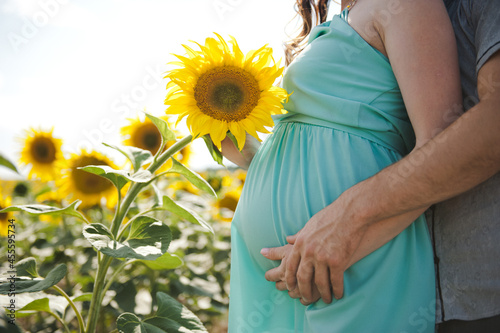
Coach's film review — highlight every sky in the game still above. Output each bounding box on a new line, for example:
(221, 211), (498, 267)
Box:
(0, 0), (340, 180)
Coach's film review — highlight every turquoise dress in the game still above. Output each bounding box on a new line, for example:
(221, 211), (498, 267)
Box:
(228, 9), (435, 333)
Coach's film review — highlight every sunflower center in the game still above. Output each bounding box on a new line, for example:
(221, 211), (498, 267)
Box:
(134, 123), (162, 154)
(30, 137), (57, 164)
(0, 209), (7, 222)
(71, 157), (113, 194)
(194, 66), (260, 122)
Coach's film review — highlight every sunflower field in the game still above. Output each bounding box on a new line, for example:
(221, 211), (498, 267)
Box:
(0, 115), (246, 332)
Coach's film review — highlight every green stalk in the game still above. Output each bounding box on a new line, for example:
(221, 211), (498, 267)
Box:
(85, 134), (193, 333)
(52, 285), (85, 333)
(85, 254), (112, 333)
(49, 309), (71, 333)
(101, 260), (138, 297)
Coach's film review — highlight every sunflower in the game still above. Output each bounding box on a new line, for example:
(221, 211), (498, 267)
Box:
(0, 196), (13, 237)
(19, 128), (64, 182)
(121, 116), (165, 155)
(121, 115), (192, 168)
(164, 33), (289, 149)
(215, 188), (242, 222)
(57, 150), (119, 208)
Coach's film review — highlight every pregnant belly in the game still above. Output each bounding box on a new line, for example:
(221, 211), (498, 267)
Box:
(231, 122), (401, 270)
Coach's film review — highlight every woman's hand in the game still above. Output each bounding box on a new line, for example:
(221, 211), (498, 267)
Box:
(220, 133), (260, 169)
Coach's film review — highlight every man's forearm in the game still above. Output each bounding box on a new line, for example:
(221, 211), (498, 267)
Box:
(348, 98), (500, 227)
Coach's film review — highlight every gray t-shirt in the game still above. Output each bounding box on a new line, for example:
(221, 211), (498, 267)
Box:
(429, 0), (500, 323)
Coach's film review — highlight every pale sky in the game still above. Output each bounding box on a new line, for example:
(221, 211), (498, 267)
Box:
(0, 0), (340, 179)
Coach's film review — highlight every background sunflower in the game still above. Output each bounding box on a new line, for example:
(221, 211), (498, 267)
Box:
(121, 115), (193, 170)
(18, 128), (64, 182)
(0, 195), (13, 237)
(164, 33), (289, 150)
(57, 150), (120, 208)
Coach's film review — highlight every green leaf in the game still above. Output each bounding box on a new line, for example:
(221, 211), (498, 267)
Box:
(226, 131), (240, 151)
(167, 159), (216, 197)
(202, 134), (224, 166)
(0, 200), (87, 223)
(138, 252), (183, 270)
(72, 293), (93, 302)
(17, 298), (51, 313)
(83, 218), (171, 260)
(154, 196), (213, 233)
(0, 264), (67, 294)
(103, 143), (153, 173)
(78, 165), (154, 191)
(145, 113), (176, 142)
(14, 293), (69, 318)
(116, 292), (207, 333)
(0, 153), (19, 174)
(14, 257), (38, 278)
(116, 313), (165, 333)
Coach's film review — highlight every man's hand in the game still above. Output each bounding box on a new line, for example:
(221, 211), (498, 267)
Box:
(262, 244), (321, 305)
(281, 193), (369, 303)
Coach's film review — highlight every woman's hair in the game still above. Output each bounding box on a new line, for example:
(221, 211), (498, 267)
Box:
(284, 0), (330, 66)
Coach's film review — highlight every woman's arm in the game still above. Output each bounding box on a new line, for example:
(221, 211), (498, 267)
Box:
(267, 0), (463, 304)
(220, 133), (261, 169)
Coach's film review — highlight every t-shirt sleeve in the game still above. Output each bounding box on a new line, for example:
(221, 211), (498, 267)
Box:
(472, 0), (500, 72)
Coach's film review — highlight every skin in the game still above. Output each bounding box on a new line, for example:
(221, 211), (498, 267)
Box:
(223, 0), (500, 306)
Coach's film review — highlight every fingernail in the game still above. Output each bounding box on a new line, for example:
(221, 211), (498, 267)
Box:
(260, 248), (269, 255)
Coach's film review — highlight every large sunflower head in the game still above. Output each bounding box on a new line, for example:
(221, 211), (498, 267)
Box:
(19, 128), (64, 182)
(164, 33), (289, 149)
(57, 150), (119, 208)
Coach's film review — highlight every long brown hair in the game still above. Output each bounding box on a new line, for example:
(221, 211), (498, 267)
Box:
(284, 0), (330, 66)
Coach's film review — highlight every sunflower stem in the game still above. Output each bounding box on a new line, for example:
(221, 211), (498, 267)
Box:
(101, 259), (138, 298)
(52, 285), (85, 333)
(85, 255), (112, 333)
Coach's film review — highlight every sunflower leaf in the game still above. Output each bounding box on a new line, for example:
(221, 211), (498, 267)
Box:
(103, 143), (153, 173)
(137, 252), (183, 270)
(153, 195), (213, 234)
(0, 200), (88, 223)
(226, 131), (240, 151)
(145, 113), (176, 142)
(72, 293), (93, 302)
(116, 292), (207, 333)
(83, 218), (171, 260)
(167, 159), (216, 197)
(0, 264), (67, 295)
(14, 257), (39, 278)
(78, 165), (154, 190)
(202, 135), (224, 166)
(17, 298), (51, 313)
(0, 153), (19, 174)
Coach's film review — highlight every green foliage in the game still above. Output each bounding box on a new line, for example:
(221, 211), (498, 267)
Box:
(0, 130), (239, 332)
(0, 263), (66, 294)
(117, 292), (207, 333)
(82, 218), (171, 260)
(78, 165), (154, 191)
(0, 153), (19, 174)
(0, 200), (88, 223)
(103, 143), (153, 173)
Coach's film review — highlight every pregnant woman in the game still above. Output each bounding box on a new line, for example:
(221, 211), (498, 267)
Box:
(222, 0), (462, 331)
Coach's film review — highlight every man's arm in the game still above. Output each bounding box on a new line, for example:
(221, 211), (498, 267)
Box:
(275, 50), (500, 302)
(352, 51), (500, 221)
